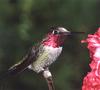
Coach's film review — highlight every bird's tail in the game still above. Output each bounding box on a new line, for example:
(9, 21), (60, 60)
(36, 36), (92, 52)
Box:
(0, 69), (16, 81)
(0, 69), (18, 89)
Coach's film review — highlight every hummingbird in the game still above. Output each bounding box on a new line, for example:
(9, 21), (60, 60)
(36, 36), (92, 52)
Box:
(0, 26), (84, 89)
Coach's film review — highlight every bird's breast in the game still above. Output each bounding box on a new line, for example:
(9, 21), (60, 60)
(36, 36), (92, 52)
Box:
(29, 46), (62, 73)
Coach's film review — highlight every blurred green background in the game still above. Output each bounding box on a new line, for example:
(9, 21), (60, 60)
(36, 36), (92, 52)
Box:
(0, 0), (100, 90)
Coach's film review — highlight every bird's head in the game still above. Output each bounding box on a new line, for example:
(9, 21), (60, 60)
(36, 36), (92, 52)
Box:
(42, 26), (84, 48)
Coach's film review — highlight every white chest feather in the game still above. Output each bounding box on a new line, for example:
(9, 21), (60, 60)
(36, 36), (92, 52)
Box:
(44, 46), (62, 64)
(44, 46), (62, 61)
(29, 46), (62, 73)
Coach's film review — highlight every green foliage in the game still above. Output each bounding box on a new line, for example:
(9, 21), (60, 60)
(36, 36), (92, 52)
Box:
(0, 0), (99, 90)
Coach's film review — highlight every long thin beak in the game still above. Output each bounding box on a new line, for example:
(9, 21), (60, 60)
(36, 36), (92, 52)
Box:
(64, 31), (85, 35)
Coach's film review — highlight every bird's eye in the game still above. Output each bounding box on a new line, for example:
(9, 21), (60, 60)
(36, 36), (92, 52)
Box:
(52, 30), (60, 34)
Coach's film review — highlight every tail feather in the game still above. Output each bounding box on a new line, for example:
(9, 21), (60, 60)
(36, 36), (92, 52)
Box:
(0, 70), (13, 81)
(0, 63), (28, 81)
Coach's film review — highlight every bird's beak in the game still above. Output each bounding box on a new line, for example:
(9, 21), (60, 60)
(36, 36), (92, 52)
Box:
(64, 31), (85, 36)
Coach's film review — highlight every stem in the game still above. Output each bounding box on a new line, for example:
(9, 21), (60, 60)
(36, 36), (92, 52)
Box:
(46, 77), (55, 90)
(42, 69), (55, 90)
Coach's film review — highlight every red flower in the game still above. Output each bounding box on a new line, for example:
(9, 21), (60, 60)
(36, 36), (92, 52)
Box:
(82, 28), (100, 90)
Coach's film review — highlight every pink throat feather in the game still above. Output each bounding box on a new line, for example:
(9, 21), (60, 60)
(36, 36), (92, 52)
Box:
(42, 34), (64, 48)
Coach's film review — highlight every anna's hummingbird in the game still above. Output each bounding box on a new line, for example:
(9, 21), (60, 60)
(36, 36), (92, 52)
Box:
(0, 26), (83, 81)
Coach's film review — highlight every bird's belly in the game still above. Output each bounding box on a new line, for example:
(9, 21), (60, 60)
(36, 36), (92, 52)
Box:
(29, 46), (62, 73)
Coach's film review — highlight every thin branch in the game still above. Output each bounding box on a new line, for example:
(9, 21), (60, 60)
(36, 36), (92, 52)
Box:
(46, 77), (55, 90)
(42, 69), (55, 90)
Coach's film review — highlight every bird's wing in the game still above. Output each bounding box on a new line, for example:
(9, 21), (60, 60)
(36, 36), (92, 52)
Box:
(0, 45), (39, 80)
(8, 46), (38, 75)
